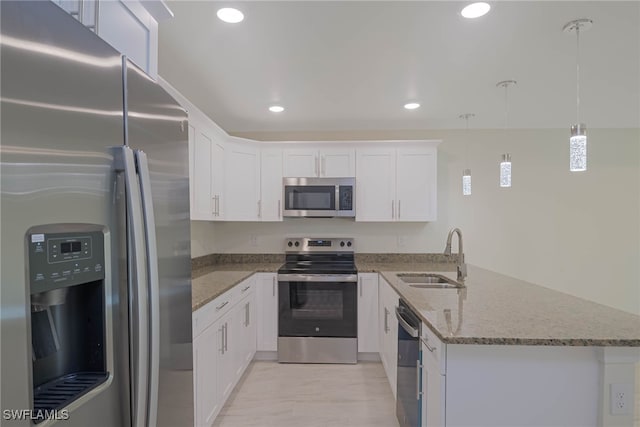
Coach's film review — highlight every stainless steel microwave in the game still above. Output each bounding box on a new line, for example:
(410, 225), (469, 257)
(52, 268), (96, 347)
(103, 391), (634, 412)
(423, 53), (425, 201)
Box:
(282, 177), (355, 218)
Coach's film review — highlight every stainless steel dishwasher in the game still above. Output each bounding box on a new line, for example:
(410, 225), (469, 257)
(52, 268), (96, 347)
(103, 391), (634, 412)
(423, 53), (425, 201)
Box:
(396, 299), (422, 427)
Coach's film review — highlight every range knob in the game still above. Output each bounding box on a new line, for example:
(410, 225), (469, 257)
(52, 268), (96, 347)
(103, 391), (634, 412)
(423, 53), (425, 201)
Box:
(287, 241), (293, 247)
(347, 241), (352, 247)
(340, 241), (345, 247)
(294, 241), (300, 247)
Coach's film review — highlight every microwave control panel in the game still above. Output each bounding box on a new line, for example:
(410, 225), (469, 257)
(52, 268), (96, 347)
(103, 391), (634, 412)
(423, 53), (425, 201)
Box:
(339, 186), (353, 211)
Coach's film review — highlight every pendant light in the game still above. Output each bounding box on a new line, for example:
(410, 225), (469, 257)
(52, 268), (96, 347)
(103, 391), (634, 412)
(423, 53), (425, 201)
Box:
(496, 80), (516, 188)
(563, 18), (592, 172)
(459, 113), (475, 196)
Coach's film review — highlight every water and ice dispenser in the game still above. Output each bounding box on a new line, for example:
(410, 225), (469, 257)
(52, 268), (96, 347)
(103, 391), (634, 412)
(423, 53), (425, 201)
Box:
(27, 224), (110, 421)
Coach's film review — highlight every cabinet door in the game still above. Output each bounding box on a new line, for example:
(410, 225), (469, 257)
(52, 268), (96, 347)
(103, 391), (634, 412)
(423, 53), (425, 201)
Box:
(356, 148), (396, 221)
(319, 148), (355, 177)
(421, 337), (444, 427)
(192, 129), (213, 220)
(396, 148), (437, 222)
(357, 273), (379, 353)
(98, 0), (158, 78)
(216, 312), (235, 404)
(211, 139), (225, 220)
(379, 277), (399, 399)
(283, 148), (319, 177)
(260, 148), (283, 221)
(225, 142), (260, 220)
(256, 273), (278, 352)
(193, 324), (220, 427)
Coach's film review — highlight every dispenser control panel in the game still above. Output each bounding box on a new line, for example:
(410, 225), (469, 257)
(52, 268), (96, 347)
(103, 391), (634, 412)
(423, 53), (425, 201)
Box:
(27, 225), (105, 294)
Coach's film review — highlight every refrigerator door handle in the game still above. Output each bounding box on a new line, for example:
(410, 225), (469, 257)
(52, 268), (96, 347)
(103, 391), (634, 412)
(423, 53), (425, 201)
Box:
(112, 146), (149, 427)
(135, 149), (160, 427)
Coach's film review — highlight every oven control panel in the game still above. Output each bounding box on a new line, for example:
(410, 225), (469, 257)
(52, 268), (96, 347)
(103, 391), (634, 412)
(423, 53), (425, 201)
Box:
(285, 237), (354, 252)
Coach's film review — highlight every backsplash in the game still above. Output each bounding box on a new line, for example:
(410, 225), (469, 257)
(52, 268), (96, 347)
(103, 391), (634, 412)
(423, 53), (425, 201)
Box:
(191, 252), (456, 271)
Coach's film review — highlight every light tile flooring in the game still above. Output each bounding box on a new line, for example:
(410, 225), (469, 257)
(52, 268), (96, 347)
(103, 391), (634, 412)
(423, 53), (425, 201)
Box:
(213, 361), (398, 427)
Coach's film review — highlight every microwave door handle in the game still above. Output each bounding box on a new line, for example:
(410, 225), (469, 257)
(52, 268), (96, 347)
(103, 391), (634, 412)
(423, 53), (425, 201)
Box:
(134, 149), (160, 427)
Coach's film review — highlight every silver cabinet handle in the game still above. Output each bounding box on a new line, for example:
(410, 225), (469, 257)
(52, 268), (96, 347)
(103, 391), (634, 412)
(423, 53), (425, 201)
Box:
(421, 337), (437, 353)
(220, 325), (225, 354)
(112, 146), (148, 427)
(391, 200), (395, 219)
(416, 359), (423, 400)
(258, 200), (261, 218)
(384, 307), (389, 333)
(278, 200), (281, 218)
(359, 277), (363, 297)
(314, 155), (319, 176)
(272, 276), (276, 297)
(216, 195), (220, 216)
(212, 196), (216, 215)
(134, 149), (160, 427)
(242, 285), (250, 293)
(245, 302), (250, 326)
(224, 322), (228, 352)
(398, 200), (401, 220)
(216, 300), (229, 311)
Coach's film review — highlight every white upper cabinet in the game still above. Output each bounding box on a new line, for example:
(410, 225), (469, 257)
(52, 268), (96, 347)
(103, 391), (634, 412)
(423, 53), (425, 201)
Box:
(283, 146), (355, 177)
(189, 118), (225, 221)
(53, 0), (172, 79)
(356, 142), (439, 222)
(356, 148), (396, 221)
(260, 148), (283, 222)
(225, 139), (260, 221)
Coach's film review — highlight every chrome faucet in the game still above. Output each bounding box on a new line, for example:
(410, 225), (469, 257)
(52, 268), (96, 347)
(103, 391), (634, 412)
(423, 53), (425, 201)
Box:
(444, 228), (467, 281)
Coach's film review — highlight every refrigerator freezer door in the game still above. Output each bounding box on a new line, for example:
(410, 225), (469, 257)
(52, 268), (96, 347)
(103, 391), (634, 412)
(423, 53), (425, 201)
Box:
(1, 2), (130, 426)
(124, 59), (194, 427)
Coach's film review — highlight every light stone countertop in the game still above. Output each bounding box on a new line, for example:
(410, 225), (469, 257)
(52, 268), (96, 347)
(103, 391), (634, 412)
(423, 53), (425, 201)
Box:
(379, 265), (640, 346)
(191, 263), (281, 311)
(190, 260), (640, 346)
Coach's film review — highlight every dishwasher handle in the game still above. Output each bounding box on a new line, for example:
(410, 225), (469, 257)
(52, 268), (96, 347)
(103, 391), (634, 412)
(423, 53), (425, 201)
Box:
(395, 306), (419, 338)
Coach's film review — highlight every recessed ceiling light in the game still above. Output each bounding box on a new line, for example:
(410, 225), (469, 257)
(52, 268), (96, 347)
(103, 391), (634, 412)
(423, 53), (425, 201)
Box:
(461, 2), (490, 19)
(269, 105), (284, 113)
(217, 8), (244, 23)
(404, 103), (420, 110)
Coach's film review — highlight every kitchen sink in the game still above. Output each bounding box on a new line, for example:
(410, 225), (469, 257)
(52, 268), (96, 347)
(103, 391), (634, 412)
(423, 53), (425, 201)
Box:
(396, 273), (464, 289)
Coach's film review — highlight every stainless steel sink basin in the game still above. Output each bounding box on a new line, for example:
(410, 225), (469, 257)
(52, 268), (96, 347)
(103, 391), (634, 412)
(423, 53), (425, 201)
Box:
(396, 273), (464, 289)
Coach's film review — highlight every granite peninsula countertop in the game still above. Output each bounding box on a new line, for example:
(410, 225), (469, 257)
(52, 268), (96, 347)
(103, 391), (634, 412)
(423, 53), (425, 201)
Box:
(379, 266), (640, 347)
(191, 260), (640, 346)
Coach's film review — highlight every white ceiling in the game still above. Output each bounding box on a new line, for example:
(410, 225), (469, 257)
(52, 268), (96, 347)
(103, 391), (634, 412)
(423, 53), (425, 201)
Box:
(158, 1), (639, 133)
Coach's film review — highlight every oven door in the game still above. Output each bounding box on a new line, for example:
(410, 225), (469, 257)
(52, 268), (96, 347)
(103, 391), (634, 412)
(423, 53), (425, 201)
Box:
(278, 274), (357, 338)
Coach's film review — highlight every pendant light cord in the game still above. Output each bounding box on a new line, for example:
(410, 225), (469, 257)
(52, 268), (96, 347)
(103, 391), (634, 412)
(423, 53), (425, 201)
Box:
(576, 24), (581, 124)
(504, 84), (509, 130)
(464, 115), (470, 170)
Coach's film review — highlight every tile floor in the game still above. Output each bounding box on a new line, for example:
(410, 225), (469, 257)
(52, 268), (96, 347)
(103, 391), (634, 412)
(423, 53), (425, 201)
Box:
(212, 361), (398, 427)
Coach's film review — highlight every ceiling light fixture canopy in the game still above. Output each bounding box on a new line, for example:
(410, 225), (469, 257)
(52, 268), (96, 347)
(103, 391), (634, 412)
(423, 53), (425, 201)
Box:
(496, 80), (516, 188)
(404, 102), (420, 110)
(461, 2), (491, 19)
(563, 18), (592, 172)
(269, 105), (284, 113)
(217, 8), (244, 23)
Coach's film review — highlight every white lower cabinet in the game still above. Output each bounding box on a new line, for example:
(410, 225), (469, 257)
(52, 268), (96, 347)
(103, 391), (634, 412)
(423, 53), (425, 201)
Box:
(256, 273), (278, 352)
(378, 276), (399, 398)
(192, 275), (256, 427)
(421, 325), (445, 427)
(357, 273), (379, 353)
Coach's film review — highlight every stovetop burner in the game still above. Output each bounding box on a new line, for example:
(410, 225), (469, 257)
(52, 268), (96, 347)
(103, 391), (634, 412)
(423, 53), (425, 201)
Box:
(278, 237), (357, 275)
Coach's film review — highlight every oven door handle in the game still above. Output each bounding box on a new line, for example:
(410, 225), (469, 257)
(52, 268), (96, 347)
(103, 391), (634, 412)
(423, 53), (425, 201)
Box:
(277, 274), (358, 283)
(395, 306), (419, 338)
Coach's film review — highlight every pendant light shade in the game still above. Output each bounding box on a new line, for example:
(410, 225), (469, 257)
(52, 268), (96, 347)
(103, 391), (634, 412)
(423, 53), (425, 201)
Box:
(459, 113), (475, 196)
(496, 80), (516, 188)
(570, 124), (587, 171)
(462, 169), (472, 196)
(564, 18), (592, 172)
(499, 154), (512, 187)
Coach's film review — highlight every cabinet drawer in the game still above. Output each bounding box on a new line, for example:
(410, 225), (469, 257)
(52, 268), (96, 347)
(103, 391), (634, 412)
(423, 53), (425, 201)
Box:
(237, 277), (255, 299)
(193, 287), (237, 338)
(421, 323), (445, 375)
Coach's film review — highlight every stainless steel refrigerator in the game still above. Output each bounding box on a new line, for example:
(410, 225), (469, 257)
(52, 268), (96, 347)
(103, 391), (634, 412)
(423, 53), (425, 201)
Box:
(1, 2), (193, 426)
